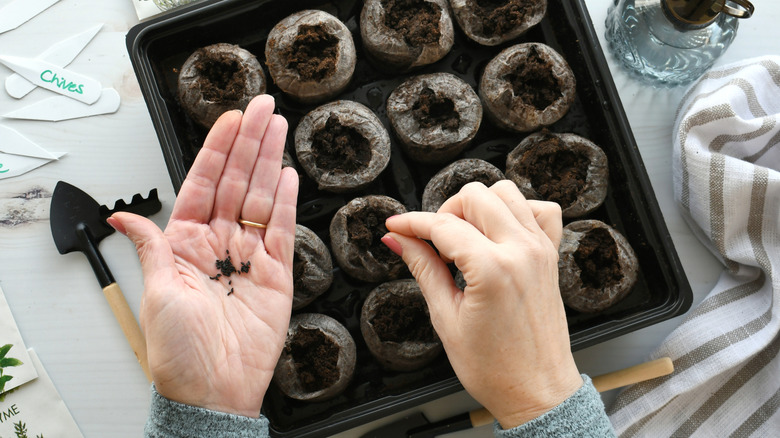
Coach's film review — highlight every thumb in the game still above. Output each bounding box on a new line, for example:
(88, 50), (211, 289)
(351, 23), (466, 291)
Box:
(107, 212), (176, 282)
(382, 232), (458, 326)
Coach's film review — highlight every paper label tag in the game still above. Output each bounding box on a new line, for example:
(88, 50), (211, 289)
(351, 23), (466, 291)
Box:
(0, 56), (101, 104)
(0, 286), (38, 396)
(0, 349), (83, 438)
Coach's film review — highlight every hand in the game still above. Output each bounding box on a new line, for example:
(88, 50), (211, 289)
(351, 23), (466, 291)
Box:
(382, 180), (582, 429)
(107, 95), (299, 418)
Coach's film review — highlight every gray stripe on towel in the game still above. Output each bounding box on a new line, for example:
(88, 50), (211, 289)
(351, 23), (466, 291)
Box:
(672, 333), (780, 436)
(608, 294), (770, 415)
(730, 387), (780, 437)
(677, 104), (734, 211)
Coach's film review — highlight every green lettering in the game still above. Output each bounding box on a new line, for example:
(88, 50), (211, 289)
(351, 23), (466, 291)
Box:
(40, 69), (54, 82)
(0, 163), (8, 174)
(0, 404), (20, 423)
(38, 70), (86, 95)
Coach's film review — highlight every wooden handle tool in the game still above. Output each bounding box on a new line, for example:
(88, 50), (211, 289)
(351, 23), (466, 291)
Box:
(104, 282), (152, 382)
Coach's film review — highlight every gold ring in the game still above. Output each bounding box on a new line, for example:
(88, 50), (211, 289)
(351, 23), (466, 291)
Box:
(238, 218), (267, 229)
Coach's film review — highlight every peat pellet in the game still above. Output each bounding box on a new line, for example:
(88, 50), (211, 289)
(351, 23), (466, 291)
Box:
(273, 313), (356, 402)
(293, 224), (333, 310)
(387, 73), (482, 164)
(329, 195), (408, 282)
(449, 0), (547, 46)
(505, 131), (608, 218)
(558, 220), (638, 313)
(360, 279), (442, 372)
(480, 42), (575, 133)
(295, 100), (391, 193)
(265, 10), (356, 104)
(177, 43), (266, 129)
(422, 158), (504, 212)
(361, 0), (455, 72)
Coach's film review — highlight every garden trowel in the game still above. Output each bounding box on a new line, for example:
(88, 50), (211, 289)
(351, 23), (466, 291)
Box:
(50, 181), (160, 382)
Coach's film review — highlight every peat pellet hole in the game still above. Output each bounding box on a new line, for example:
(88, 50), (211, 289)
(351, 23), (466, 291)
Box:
(286, 24), (339, 81)
(573, 228), (622, 289)
(287, 327), (341, 393)
(370, 293), (435, 343)
(311, 116), (372, 173)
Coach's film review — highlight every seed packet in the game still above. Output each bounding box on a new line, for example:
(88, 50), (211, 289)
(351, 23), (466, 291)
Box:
(0, 349), (83, 438)
(0, 285), (37, 396)
(131, 0), (203, 20)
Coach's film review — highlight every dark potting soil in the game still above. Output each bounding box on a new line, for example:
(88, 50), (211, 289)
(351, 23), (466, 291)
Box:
(573, 227), (623, 289)
(413, 87), (460, 131)
(287, 327), (340, 392)
(518, 135), (589, 209)
(503, 45), (562, 110)
(473, 0), (538, 37)
(285, 24), (339, 81)
(193, 51), (247, 102)
(311, 116), (372, 173)
(371, 293), (435, 343)
(346, 206), (397, 264)
(382, 0), (442, 47)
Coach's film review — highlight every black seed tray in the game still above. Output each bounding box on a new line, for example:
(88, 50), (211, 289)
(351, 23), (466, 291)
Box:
(126, 0), (692, 436)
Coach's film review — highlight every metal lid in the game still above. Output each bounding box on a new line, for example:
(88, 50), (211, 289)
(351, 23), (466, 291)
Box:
(663, 0), (754, 29)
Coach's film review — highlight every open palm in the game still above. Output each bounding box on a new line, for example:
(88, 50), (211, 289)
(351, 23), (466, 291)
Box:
(109, 95), (298, 418)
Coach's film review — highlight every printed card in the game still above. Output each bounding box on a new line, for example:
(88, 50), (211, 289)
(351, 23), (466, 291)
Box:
(131, 0), (203, 20)
(0, 349), (84, 438)
(0, 286), (37, 396)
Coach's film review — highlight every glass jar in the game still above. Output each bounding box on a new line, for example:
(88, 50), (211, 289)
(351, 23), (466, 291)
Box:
(605, 0), (754, 86)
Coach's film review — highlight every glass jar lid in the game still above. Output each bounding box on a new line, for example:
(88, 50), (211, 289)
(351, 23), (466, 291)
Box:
(663, 0), (754, 29)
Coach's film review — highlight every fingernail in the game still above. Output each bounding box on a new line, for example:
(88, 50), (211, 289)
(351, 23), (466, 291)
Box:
(232, 109), (243, 115)
(381, 234), (402, 257)
(106, 215), (127, 236)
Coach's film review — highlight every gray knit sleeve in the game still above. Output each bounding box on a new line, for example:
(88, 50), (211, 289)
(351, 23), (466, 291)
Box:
(145, 386), (270, 438)
(494, 375), (615, 438)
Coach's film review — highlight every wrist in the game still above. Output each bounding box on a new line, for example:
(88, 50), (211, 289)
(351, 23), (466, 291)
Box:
(492, 367), (583, 429)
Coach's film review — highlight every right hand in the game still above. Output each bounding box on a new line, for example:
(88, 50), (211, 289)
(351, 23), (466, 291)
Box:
(382, 180), (582, 429)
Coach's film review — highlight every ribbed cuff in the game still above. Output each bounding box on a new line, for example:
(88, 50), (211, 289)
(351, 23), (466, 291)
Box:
(494, 375), (616, 438)
(145, 385), (270, 438)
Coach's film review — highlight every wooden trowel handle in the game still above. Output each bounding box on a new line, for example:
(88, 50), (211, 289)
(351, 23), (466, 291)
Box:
(104, 282), (152, 382)
(592, 357), (674, 392)
(467, 357), (674, 428)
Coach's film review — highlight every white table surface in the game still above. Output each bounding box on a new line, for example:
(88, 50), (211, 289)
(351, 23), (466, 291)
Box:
(0, 0), (775, 436)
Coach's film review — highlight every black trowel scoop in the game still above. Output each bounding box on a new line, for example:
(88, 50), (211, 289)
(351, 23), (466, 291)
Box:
(50, 181), (157, 382)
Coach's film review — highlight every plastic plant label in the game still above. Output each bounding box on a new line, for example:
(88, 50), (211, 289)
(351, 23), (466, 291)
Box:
(0, 285), (37, 397)
(5, 24), (102, 99)
(0, 125), (65, 179)
(3, 88), (121, 121)
(0, 55), (102, 104)
(0, 125), (59, 160)
(0, 152), (65, 180)
(0, 0), (60, 34)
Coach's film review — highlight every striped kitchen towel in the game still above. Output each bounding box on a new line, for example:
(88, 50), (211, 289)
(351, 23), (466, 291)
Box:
(607, 56), (780, 437)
